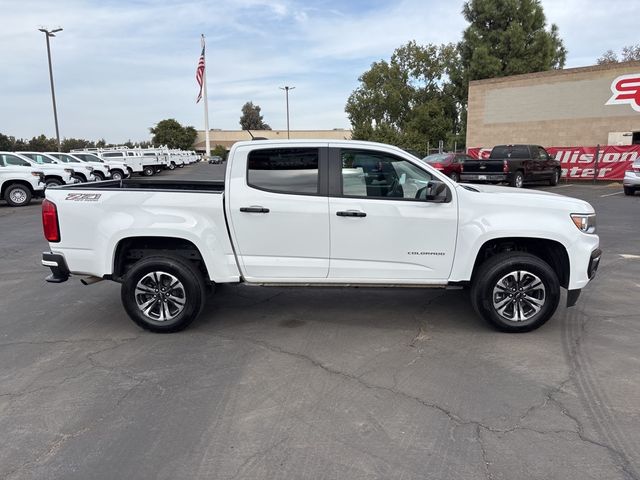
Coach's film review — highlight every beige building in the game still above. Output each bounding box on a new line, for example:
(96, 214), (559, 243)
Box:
(466, 61), (640, 148)
(194, 129), (352, 152)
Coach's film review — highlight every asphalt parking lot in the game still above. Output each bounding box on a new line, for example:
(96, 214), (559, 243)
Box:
(1, 164), (639, 479)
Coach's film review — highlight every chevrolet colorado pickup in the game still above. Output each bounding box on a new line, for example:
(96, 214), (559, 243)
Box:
(461, 145), (562, 188)
(41, 140), (601, 333)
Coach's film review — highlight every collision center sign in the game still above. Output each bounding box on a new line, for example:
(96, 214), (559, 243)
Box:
(606, 74), (640, 112)
(467, 145), (639, 181)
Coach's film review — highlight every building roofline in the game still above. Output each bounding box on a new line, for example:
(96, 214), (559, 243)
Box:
(469, 60), (640, 86)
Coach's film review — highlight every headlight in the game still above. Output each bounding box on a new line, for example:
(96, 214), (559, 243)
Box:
(31, 171), (41, 177)
(64, 168), (74, 174)
(86, 166), (94, 171)
(571, 213), (596, 234)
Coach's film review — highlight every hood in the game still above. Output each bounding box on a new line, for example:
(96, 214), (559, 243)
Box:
(456, 183), (594, 213)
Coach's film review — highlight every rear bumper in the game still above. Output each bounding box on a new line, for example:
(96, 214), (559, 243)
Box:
(460, 173), (507, 182)
(622, 171), (640, 187)
(42, 252), (70, 283)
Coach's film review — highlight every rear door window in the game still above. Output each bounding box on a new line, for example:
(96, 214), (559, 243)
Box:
(247, 148), (319, 195)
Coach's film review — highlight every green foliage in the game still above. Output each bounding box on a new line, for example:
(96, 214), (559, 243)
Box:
(26, 134), (58, 151)
(346, 41), (461, 153)
(150, 119), (198, 150)
(458, 0), (566, 83)
(239, 102), (271, 130)
(597, 44), (640, 64)
(61, 138), (95, 152)
(0, 133), (14, 151)
(211, 144), (228, 160)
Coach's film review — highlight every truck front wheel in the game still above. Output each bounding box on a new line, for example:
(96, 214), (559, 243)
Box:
(121, 256), (207, 333)
(471, 253), (560, 332)
(4, 184), (32, 206)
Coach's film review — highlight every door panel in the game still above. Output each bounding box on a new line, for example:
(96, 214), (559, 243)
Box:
(328, 148), (458, 281)
(228, 145), (330, 279)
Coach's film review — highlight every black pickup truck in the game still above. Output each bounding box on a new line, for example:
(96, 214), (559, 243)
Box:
(461, 145), (562, 188)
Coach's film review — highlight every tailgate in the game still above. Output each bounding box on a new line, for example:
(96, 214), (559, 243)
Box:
(462, 159), (505, 173)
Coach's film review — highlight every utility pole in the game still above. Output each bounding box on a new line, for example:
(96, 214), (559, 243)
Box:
(279, 86), (295, 139)
(38, 27), (63, 152)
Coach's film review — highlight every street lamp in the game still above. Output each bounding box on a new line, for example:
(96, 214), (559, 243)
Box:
(38, 27), (63, 152)
(279, 85), (295, 139)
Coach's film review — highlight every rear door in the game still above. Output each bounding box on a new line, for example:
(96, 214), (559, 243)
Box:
(327, 147), (458, 282)
(227, 144), (330, 280)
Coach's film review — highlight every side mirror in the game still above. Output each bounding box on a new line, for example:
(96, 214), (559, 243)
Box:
(416, 181), (449, 203)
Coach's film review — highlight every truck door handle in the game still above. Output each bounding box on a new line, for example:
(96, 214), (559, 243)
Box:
(336, 210), (367, 217)
(240, 206), (270, 213)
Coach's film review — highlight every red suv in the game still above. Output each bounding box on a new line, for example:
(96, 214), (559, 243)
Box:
(420, 153), (472, 182)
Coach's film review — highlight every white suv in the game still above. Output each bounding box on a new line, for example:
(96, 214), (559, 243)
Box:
(71, 152), (129, 181)
(47, 152), (106, 181)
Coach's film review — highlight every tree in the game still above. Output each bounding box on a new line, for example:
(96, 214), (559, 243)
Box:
(456, 0), (566, 85)
(0, 133), (14, 151)
(150, 119), (198, 150)
(61, 138), (95, 152)
(345, 41), (460, 153)
(239, 102), (271, 130)
(211, 144), (228, 160)
(27, 134), (58, 152)
(597, 44), (640, 64)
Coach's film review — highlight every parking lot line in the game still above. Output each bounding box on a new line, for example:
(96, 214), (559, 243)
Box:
(600, 191), (623, 197)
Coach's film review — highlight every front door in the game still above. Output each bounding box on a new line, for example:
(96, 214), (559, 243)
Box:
(328, 148), (458, 282)
(227, 145), (330, 280)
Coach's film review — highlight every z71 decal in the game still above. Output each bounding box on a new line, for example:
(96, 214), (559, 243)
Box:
(65, 193), (102, 202)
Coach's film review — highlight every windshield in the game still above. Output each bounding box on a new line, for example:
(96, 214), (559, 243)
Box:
(51, 153), (81, 163)
(23, 153), (55, 164)
(75, 153), (103, 163)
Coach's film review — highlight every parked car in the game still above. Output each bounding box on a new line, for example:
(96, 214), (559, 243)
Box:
(623, 158), (640, 195)
(208, 156), (223, 164)
(41, 140), (601, 333)
(48, 152), (110, 181)
(71, 152), (130, 181)
(13, 152), (76, 187)
(42, 152), (96, 183)
(461, 145), (562, 188)
(0, 152), (45, 206)
(420, 153), (472, 182)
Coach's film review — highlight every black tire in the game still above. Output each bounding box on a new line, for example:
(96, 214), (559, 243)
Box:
(142, 166), (155, 176)
(45, 178), (64, 188)
(549, 169), (561, 186)
(111, 170), (124, 181)
(510, 171), (524, 188)
(623, 186), (635, 196)
(93, 171), (105, 181)
(72, 174), (86, 183)
(449, 171), (460, 183)
(470, 253), (560, 332)
(121, 256), (208, 333)
(4, 184), (32, 207)
(168, 162), (176, 171)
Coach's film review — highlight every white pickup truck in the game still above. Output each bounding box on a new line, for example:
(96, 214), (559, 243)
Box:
(40, 140), (602, 333)
(1, 152), (45, 206)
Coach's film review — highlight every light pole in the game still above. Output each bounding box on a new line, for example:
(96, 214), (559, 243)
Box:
(279, 85), (295, 139)
(38, 27), (63, 152)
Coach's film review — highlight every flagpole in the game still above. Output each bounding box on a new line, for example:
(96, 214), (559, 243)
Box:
(201, 34), (211, 159)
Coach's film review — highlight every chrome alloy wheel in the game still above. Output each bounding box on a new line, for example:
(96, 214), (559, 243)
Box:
(492, 270), (546, 322)
(9, 188), (28, 204)
(135, 271), (186, 322)
(515, 174), (524, 188)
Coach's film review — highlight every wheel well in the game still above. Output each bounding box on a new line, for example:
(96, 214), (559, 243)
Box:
(1, 180), (34, 197)
(471, 238), (569, 288)
(45, 175), (63, 182)
(74, 173), (87, 181)
(112, 237), (209, 282)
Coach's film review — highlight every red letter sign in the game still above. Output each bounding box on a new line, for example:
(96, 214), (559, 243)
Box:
(606, 73), (640, 112)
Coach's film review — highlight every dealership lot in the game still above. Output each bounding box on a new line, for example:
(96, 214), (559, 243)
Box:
(1, 164), (639, 479)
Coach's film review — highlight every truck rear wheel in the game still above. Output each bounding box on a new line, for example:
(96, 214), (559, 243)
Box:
(121, 256), (207, 333)
(142, 166), (155, 176)
(471, 253), (560, 332)
(4, 184), (32, 207)
(510, 171), (524, 188)
(111, 170), (124, 181)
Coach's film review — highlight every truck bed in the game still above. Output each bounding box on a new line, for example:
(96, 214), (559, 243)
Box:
(59, 178), (225, 192)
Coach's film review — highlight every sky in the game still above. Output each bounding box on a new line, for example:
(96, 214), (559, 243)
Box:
(1, 0), (639, 144)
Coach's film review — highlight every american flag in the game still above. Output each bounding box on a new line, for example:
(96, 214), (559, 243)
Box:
(195, 38), (205, 103)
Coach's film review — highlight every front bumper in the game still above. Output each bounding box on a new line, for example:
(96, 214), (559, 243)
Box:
(567, 247), (602, 307)
(42, 252), (70, 283)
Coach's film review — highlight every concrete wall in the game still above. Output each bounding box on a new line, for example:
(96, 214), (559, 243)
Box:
(194, 129), (352, 151)
(466, 61), (640, 148)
